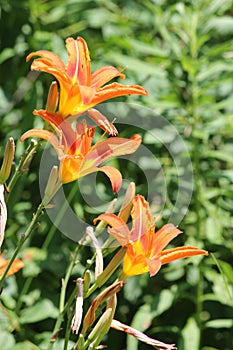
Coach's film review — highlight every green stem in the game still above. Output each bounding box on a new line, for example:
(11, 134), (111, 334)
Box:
(189, 8), (203, 347)
(13, 181), (80, 316)
(6, 140), (40, 201)
(0, 201), (44, 288)
(59, 244), (82, 314)
(15, 276), (33, 313)
(47, 286), (78, 350)
(42, 181), (80, 250)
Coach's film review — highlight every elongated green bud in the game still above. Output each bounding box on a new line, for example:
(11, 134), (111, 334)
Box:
(43, 166), (62, 207)
(0, 137), (15, 184)
(95, 247), (126, 288)
(75, 333), (84, 349)
(82, 281), (125, 335)
(86, 308), (113, 348)
(46, 81), (59, 112)
(83, 270), (91, 296)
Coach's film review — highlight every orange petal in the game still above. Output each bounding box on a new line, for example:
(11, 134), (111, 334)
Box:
(79, 85), (96, 105)
(82, 134), (142, 169)
(91, 82), (148, 105)
(123, 248), (149, 277)
(66, 37), (80, 80)
(94, 213), (131, 246)
(146, 257), (162, 276)
(130, 195), (155, 244)
(20, 129), (60, 151)
(160, 246), (208, 265)
(77, 36), (91, 86)
(79, 165), (122, 193)
(0, 256), (24, 278)
(87, 108), (118, 136)
(60, 156), (83, 184)
(91, 66), (125, 88)
(153, 224), (182, 255)
(26, 50), (65, 70)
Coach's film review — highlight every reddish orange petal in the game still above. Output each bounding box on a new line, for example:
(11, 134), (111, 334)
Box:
(90, 82), (148, 106)
(153, 224), (182, 255)
(130, 195), (155, 245)
(60, 156), (83, 184)
(91, 66), (125, 88)
(82, 134), (141, 169)
(26, 50), (65, 70)
(160, 246), (208, 265)
(0, 256), (24, 278)
(79, 165), (122, 193)
(66, 37), (80, 80)
(146, 257), (162, 276)
(77, 37), (91, 86)
(79, 85), (96, 105)
(123, 248), (149, 277)
(94, 213), (131, 246)
(87, 108), (118, 136)
(20, 129), (60, 151)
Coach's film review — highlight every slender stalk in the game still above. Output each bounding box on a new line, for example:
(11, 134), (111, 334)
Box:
(13, 181), (80, 317)
(189, 7), (204, 347)
(6, 140), (40, 201)
(0, 201), (44, 288)
(59, 244), (82, 314)
(15, 276), (33, 313)
(47, 286), (78, 350)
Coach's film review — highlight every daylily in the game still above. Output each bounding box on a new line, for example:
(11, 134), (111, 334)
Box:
(20, 112), (142, 191)
(0, 255), (24, 278)
(94, 195), (208, 277)
(26, 36), (148, 134)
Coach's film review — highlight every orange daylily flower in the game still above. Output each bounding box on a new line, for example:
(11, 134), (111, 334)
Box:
(94, 195), (208, 277)
(0, 255), (24, 278)
(26, 36), (148, 134)
(20, 112), (142, 192)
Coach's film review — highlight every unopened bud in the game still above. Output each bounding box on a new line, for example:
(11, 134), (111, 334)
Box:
(86, 308), (114, 348)
(0, 184), (7, 248)
(74, 333), (84, 350)
(82, 281), (125, 335)
(43, 166), (62, 207)
(118, 182), (135, 222)
(83, 270), (92, 296)
(95, 247), (126, 288)
(46, 81), (59, 112)
(0, 137), (15, 184)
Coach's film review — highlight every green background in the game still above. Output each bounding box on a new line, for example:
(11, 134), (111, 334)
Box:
(0, 1), (232, 349)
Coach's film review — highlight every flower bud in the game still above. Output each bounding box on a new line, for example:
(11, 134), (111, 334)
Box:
(0, 185), (7, 248)
(82, 281), (125, 335)
(74, 333), (84, 349)
(0, 137), (15, 184)
(95, 247), (126, 288)
(46, 81), (59, 112)
(83, 269), (91, 296)
(86, 307), (114, 348)
(43, 166), (62, 207)
(118, 182), (135, 222)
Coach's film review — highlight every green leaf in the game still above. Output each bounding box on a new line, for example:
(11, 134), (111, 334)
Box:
(206, 319), (233, 328)
(127, 288), (175, 349)
(182, 318), (200, 350)
(20, 299), (59, 324)
(0, 331), (15, 349)
(11, 343), (39, 350)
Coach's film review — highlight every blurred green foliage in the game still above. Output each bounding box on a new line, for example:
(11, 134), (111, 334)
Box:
(0, 0), (233, 349)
